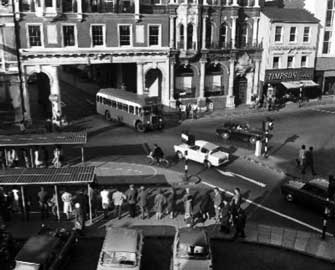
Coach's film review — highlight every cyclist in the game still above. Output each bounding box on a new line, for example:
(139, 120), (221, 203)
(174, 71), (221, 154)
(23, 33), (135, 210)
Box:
(150, 144), (164, 164)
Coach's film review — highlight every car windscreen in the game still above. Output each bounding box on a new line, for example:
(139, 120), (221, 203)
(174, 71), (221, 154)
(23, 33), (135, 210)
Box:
(211, 147), (224, 154)
(14, 262), (40, 270)
(177, 244), (209, 259)
(143, 106), (152, 115)
(102, 251), (136, 266)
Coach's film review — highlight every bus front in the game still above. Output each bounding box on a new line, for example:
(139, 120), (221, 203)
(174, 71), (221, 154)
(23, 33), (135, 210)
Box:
(143, 97), (164, 130)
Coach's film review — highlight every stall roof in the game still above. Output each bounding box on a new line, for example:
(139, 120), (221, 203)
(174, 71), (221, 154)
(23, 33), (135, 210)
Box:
(0, 131), (87, 147)
(281, 80), (319, 89)
(0, 166), (95, 186)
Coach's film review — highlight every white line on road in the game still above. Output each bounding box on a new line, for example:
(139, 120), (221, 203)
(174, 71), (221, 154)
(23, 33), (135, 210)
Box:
(202, 181), (332, 236)
(217, 169), (266, 188)
(311, 108), (335, 115)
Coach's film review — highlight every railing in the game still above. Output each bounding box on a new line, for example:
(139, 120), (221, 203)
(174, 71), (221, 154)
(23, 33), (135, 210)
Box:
(82, 1), (134, 13)
(236, 41), (262, 49)
(207, 41), (233, 50)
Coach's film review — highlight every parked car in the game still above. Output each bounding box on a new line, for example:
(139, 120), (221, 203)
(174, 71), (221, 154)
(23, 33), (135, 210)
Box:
(171, 227), (212, 270)
(14, 227), (77, 270)
(281, 178), (335, 217)
(216, 121), (264, 144)
(174, 140), (229, 168)
(96, 227), (143, 270)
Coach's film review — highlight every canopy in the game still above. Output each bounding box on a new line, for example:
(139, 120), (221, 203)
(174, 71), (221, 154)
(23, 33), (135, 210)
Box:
(0, 166), (95, 186)
(0, 131), (87, 147)
(281, 80), (319, 89)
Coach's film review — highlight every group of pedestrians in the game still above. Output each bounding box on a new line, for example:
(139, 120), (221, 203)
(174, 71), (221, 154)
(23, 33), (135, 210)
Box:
(296, 144), (316, 175)
(0, 145), (63, 170)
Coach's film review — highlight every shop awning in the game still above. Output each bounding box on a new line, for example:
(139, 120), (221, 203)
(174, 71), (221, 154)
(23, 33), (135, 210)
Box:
(281, 80), (319, 89)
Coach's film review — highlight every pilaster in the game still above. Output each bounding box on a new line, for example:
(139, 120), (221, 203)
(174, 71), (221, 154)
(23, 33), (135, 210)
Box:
(202, 16), (207, 49)
(137, 63), (144, 95)
(226, 59), (235, 108)
(231, 16), (237, 49)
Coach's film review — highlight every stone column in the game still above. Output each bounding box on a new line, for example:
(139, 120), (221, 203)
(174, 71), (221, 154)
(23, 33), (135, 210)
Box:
(77, 0), (83, 20)
(192, 24), (197, 50)
(183, 23), (187, 50)
(137, 63), (144, 95)
(199, 60), (206, 99)
(48, 65), (62, 119)
(134, 0), (140, 21)
(22, 76), (30, 123)
(202, 16), (207, 49)
(169, 16), (175, 48)
(231, 16), (237, 49)
(253, 59), (260, 95)
(252, 17), (259, 46)
(169, 60), (175, 104)
(14, 0), (20, 19)
(226, 59), (235, 108)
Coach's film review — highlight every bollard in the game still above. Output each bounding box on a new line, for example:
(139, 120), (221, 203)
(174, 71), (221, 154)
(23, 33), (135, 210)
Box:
(183, 150), (188, 181)
(321, 200), (330, 240)
(263, 130), (269, 157)
(255, 140), (262, 157)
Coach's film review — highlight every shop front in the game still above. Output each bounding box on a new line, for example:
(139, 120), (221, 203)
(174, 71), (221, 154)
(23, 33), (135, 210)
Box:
(263, 68), (321, 102)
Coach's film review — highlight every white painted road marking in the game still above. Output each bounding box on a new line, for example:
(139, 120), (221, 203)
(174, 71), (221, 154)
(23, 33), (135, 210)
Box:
(202, 181), (332, 236)
(217, 169), (266, 188)
(311, 108), (335, 115)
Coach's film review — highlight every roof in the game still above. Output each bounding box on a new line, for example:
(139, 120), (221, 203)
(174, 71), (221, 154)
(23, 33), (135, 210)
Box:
(103, 227), (140, 253)
(0, 166), (95, 186)
(178, 227), (208, 246)
(262, 7), (319, 23)
(98, 88), (159, 107)
(195, 140), (218, 150)
(15, 234), (60, 264)
(309, 178), (329, 191)
(0, 131), (87, 147)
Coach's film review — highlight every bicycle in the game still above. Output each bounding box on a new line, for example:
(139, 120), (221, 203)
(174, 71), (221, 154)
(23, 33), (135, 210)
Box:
(146, 154), (170, 168)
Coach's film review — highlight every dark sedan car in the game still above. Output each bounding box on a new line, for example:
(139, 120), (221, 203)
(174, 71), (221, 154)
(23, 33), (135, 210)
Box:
(216, 121), (264, 144)
(281, 178), (335, 217)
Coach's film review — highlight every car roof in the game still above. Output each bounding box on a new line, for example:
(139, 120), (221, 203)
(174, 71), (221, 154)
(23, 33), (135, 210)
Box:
(177, 227), (208, 246)
(195, 140), (218, 150)
(102, 227), (140, 253)
(15, 234), (60, 264)
(308, 178), (329, 191)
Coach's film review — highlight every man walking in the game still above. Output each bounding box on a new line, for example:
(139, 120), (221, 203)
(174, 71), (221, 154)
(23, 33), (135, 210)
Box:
(100, 188), (110, 219)
(166, 188), (176, 219)
(233, 207), (247, 238)
(137, 186), (148, 219)
(154, 189), (166, 220)
(213, 187), (222, 222)
(112, 189), (126, 219)
(296, 145), (306, 171)
(304, 146), (316, 175)
(37, 187), (49, 220)
(61, 190), (72, 220)
(126, 185), (137, 218)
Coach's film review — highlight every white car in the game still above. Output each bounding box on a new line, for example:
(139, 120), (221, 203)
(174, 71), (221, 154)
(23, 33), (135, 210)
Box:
(174, 140), (229, 168)
(171, 227), (213, 270)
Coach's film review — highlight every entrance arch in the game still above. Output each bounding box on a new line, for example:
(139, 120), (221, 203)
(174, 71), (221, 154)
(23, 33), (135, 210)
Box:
(175, 65), (196, 99)
(27, 72), (52, 121)
(233, 76), (247, 105)
(145, 69), (163, 99)
(205, 63), (225, 97)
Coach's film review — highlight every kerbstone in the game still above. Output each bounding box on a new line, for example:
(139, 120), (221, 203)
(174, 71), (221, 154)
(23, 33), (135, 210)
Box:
(294, 237), (309, 252)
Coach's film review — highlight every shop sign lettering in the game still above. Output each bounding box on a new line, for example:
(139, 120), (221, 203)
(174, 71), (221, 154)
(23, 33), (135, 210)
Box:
(265, 68), (314, 82)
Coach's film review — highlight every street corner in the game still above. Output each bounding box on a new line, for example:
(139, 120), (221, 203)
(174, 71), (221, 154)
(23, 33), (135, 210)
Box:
(240, 154), (286, 176)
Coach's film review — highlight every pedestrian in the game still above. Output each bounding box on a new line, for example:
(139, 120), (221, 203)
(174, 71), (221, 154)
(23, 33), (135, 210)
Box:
(88, 184), (97, 217)
(186, 103), (191, 119)
(230, 187), (242, 216)
(11, 188), (20, 213)
(37, 187), (49, 220)
(100, 188), (111, 219)
(176, 98), (183, 122)
(137, 186), (148, 219)
(328, 175), (335, 200)
(304, 146), (316, 175)
(0, 149), (6, 169)
(183, 194), (193, 223)
(73, 203), (84, 235)
(49, 193), (58, 218)
(154, 189), (166, 220)
(200, 190), (212, 221)
(125, 185), (137, 218)
(213, 187), (222, 222)
(233, 207), (247, 238)
(34, 147), (43, 168)
(220, 200), (232, 234)
(296, 145), (306, 170)
(112, 188), (126, 219)
(166, 188), (176, 219)
(52, 145), (62, 168)
(7, 149), (18, 168)
(191, 103), (198, 119)
(39, 146), (49, 168)
(21, 149), (30, 168)
(73, 189), (88, 219)
(61, 190), (72, 220)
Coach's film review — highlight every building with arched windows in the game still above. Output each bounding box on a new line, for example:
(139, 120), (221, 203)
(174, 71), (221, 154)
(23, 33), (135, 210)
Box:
(1, 0), (264, 123)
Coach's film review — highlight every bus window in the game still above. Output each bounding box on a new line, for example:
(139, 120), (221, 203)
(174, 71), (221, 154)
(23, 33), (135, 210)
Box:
(111, 100), (116, 108)
(117, 102), (123, 110)
(96, 96), (100, 102)
(129, 105), (134, 114)
(103, 98), (107, 105)
(106, 99), (111, 106)
(99, 96), (103, 103)
(135, 107), (139, 115)
(122, 104), (128, 112)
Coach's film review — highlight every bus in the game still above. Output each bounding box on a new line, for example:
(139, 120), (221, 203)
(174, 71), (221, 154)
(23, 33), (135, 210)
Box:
(96, 88), (164, 132)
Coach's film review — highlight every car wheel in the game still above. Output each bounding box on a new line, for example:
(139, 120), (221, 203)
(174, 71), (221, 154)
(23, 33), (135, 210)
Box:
(135, 121), (146, 133)
(285, 193), (294, 202)
(249, 136), (257, 144)
(204, 160), (212, 168)
(105, 111), (111, 121)
(222, 132), (230, 140)
(177, 151), (184, 159)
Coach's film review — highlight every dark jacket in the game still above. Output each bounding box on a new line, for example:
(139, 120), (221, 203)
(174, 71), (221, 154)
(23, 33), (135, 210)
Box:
(166, 190), (176, 211)
(126, 189), (137, 204)
(137, 190), (147, 208)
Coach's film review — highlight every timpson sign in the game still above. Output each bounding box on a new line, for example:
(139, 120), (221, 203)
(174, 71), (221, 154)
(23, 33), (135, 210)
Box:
(265, 68), (314, 83)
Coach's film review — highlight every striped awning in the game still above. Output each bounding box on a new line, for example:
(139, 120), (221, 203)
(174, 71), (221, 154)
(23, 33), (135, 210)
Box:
(281, 80), (319, 89)
(0, 132), (87, 147)
(0, 166), (95, 186)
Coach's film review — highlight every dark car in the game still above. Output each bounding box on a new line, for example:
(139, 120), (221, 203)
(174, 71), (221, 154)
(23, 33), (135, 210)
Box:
(14, 227), (77, 270)
(281, 178), (335, 217)
(216, 121), (264, 144)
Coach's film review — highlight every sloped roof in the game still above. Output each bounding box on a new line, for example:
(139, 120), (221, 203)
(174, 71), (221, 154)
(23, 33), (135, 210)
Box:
(262, 7), (319, 23)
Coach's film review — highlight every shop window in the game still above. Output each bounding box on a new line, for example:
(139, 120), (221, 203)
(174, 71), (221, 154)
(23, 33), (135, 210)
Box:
(274, 26), (282, 42)
(45, 0), (53, 7)
(119, 25), (131, 46)
(303, 27), (310, 43)
(28, 25), (42, 47)
(62, 25), (76, 47)
(289, 27), (296, 42)
(287, 56), (294, 68)
(91, 25), (104, 47)
(273, 56), (280, 69)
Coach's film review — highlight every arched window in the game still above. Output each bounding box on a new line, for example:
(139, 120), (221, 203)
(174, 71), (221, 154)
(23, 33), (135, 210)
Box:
(219, 23), (228, 47)
(187, 23), (193, 49)
(240, 23), (248, 47)
(180, 24), (184, 49)
(205, 20), (212, 48)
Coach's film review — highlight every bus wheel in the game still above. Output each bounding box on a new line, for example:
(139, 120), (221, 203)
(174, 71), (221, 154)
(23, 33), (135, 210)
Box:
(135, 121), (146, 133)
(105, 111), (111, 121)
